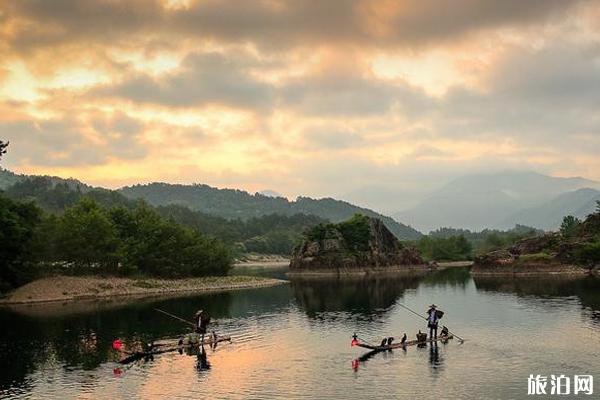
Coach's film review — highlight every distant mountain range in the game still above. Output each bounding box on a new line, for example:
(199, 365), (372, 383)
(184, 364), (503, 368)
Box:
(394, 171), (600, 232)
(4, 168), (598, 235)
(119, 183), (421, 239)
(0, 169), (421, 240)
(503, 188), (600, 230)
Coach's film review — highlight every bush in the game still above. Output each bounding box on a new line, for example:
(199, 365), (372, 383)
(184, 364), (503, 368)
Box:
(518, 252), (553, 262)
(416, 235), (473, 262)
(302, 214), (371, 253)
(338, 214), (371, 252)
(0, 195), (43, 290)
(304, 222), (341, 242)
(560, 215), (581, 239)
(575, 240), (600, 265)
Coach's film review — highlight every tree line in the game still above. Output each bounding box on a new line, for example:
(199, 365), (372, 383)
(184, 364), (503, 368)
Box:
(558, 204), (600, 265)
(0, 194), (232, 293)
(119, 182), (421, 240)
(411, 225), (541, 262)
(2, 176), (328, 257)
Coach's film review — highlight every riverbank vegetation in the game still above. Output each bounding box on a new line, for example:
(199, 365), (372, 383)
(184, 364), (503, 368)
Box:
(411, 225), (540, 262)
(0, 194), (232, 293)
(0, 170), (328, 293)
(473, 202), (600, 272)
(558, 202), (600, 266)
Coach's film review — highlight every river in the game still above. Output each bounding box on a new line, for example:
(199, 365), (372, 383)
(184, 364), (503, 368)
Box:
(1, 267), (599, 399)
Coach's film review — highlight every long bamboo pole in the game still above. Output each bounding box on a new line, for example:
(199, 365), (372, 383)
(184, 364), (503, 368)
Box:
(396, 303), (465, 342)
(154, 308), (196, 327)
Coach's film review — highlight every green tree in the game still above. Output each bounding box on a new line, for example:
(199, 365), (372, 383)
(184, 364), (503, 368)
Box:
(416, 234), (473, 262)
(0, 194), (42, 291)
(560, 215), (581, 239)
(56, 198), (120, 271)
(453, 235), (473, 259)
(113, 203), (231, 277)
(338, 214), (371, 252)
(0, 140), (8, 162)
(575, 240), (600, 265)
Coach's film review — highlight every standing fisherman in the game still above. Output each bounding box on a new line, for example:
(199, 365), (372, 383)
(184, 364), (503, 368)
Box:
(426, 304), (440, 339)
(195, 309), (211, 343)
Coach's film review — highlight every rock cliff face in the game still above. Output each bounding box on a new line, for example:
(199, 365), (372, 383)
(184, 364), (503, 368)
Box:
(290, 215), (423, 271)
(472, 232), (587, 274)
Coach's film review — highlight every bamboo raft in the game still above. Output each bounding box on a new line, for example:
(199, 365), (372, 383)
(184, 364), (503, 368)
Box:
(354, 334), (453, 352)
(118, 334), (231, 364)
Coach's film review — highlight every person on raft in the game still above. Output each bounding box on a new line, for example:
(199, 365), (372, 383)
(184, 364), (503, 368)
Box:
(426, 304), (440, 339)
(195, 309), (211, 343)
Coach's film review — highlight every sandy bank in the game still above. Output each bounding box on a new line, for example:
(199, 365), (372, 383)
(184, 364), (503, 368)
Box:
(233, 260), (290, 269)
(0, 275), (287, 305)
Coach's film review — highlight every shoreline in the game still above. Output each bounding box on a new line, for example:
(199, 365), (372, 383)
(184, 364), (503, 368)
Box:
(286, 261), (473, 276)
(0, 275), (288, 306)
(233, 260), (290, 269)
(286, 264), (434, 276)
(471, 261), (590, 276)
(471, 270), (590, 276)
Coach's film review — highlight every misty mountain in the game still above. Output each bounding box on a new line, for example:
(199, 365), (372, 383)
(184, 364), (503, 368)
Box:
(394, 171), (598, 232)
(120, 183), (421, 240)
(504, 188), (600, 230)
(340, 185), (423, 215)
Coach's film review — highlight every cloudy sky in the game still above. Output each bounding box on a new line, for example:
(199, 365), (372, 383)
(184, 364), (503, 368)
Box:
(1, 0), (599, 209)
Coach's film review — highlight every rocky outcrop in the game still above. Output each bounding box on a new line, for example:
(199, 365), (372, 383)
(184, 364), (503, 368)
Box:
(472, 233), (588, 275)
(473, 205), (600, 275)
(474, 249), (517, 267)
(290, 216), (424, 272)
(510, 233), (559, 255)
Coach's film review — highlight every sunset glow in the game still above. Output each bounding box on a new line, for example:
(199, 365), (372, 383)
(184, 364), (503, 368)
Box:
(1, 0), (599, 199)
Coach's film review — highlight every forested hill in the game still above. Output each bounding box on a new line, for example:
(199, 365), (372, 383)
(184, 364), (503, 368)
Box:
(0, 168), (92, 192)
(119, 183), (421, 240)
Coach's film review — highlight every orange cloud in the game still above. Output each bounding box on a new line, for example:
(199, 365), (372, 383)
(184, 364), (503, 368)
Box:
(0, 0), (599, 201)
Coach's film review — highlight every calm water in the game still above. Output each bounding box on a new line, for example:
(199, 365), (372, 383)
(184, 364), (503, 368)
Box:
(1, 268), (599, 399)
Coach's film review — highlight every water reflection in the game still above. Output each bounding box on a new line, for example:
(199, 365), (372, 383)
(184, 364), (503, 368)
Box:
(473, 274), (600, 324)
(0, 292), (236, 392)
(195, 346), (211, 373)
(428, 342), (444, 375)
(421, 267), (471, 289)
(1, 270), (599, 399)
(290, 272), (426, 319)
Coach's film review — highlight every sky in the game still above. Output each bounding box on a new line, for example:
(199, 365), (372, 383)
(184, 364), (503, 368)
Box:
(1, 0), (599, 211)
